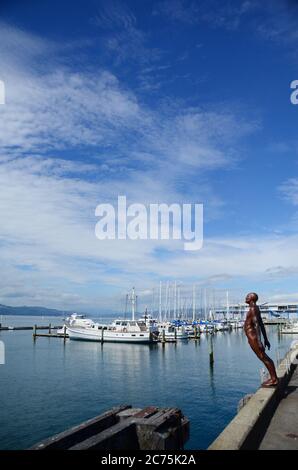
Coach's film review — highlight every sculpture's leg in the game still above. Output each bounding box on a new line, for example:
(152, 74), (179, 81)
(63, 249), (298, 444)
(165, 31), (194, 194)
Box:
(248, 338), (278, 386)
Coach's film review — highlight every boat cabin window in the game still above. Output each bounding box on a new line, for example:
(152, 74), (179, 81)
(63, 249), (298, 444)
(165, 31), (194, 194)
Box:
(121, 322), (128, 326)
(137, 322), (147, 331)
(115, 321), (121, 325)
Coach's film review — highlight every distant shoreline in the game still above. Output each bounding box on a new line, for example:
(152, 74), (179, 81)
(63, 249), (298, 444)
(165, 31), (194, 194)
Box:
(0, 307), (122, 318)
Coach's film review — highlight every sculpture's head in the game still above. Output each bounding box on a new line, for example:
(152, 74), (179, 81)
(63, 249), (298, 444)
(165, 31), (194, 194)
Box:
(245, 292), (258, 304)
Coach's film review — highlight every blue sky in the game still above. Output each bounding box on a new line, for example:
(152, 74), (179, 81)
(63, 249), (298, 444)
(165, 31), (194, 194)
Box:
(1, 0), (298, 312)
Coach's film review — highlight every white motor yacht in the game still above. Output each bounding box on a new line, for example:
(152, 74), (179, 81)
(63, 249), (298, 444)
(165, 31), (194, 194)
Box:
(67, 288), (154, 344)
(57, 313), (95, 335)
(68, 318), (153, 343)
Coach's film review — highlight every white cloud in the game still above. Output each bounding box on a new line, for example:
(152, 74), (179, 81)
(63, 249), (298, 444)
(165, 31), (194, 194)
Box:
(95, 0), (137, 31)
(269, 292), (298, 302)
(153, 0), (257, 29)
(0, 22), (266, 310)
(0, 69), (141, 155)
(95, 0), (163, 67)
(279, 178), (298, 206)
(154, 0), (298, 45)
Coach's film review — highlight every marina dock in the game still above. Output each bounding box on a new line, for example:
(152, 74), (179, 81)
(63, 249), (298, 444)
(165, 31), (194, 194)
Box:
(0, 324), (62, 331)
(263, 319), (288, 325)
(208, 344), (298, 450)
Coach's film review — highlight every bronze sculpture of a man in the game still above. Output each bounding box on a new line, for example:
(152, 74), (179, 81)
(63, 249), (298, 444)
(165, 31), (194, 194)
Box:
(244, 292), (279, 387)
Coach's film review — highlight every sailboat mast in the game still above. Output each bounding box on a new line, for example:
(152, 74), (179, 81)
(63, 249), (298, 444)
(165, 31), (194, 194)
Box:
(165, 281), (169, 322)
(192, 284), (196, 322)
(226, 291), (229, 321)
(131, 287), (136, 321)
(174, 281), (177, 319)
(159, 281), (162, 322)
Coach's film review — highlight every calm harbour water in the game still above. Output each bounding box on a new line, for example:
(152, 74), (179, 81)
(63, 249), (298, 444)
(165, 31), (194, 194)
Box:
(0, 316), (294, 449)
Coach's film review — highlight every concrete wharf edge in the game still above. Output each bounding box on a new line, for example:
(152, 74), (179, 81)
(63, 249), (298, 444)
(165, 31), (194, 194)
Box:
(208, 348), (298, 450)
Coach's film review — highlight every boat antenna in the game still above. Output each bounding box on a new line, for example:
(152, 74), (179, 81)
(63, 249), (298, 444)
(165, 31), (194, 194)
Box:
(192, 284), (196, 322)
(136, 294), (138, 319)
(131, 287), (136, 321)
(124, 294), (128, 320)
(159, 281), (162, 323)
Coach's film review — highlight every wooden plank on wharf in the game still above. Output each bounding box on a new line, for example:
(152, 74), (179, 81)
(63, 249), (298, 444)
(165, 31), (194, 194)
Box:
(134, 407), (189, 450)
(31, 405), (189, 450)
(70, 420), (137, 450)
(130, 406), (159, 419)
(31, 405), (131, 450)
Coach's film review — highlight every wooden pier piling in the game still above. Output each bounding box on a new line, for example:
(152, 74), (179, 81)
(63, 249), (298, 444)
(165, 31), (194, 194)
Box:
(31, 405), (189, 450)
(209, 335), (214, 366)
(161, 329), (166, 345)
(194, 325), (200, 340)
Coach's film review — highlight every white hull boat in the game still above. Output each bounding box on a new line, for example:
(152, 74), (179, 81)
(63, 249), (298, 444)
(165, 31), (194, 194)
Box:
(158, 323), (188, 340)
(199, 323), (214, 333)
(213, 321), (231, 332)
(57, 313), (95, 335)
(281, 322), (298, 334)
(68, 320), (153, 343)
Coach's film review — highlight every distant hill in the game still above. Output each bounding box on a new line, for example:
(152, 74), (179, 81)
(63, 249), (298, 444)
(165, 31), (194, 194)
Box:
(0, 304), (71, 317)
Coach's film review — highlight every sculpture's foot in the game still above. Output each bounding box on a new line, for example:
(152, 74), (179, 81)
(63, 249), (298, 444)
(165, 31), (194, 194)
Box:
(261, 378), (279, 388)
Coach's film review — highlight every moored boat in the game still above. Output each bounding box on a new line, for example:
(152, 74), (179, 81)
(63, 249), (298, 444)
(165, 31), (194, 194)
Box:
(280, 322), (298, 334)
(199, 321), (214, 333)
(57, 313), (95, 335)
(68, 318), (153, 343)
(157, 322), (188, 340)
(68, 288), (155, 344)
